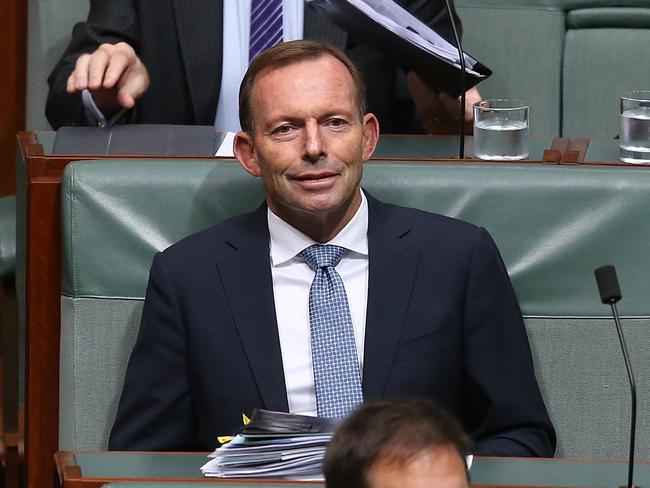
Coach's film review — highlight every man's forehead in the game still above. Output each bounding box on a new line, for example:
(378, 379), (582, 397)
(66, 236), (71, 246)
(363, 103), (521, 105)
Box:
(369, 445), (469, 488)
(251, 54), (354, 96)
(246, 54), (360, 129)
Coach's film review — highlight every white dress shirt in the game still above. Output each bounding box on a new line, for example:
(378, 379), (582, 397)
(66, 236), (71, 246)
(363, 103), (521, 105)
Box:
(215, 0), (304, 131)
(268, 190), (369, 416)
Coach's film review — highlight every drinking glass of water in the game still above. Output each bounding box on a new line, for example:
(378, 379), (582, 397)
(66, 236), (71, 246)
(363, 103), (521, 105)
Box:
(473, 99), (529, 160)
(620, 91), (650, 164)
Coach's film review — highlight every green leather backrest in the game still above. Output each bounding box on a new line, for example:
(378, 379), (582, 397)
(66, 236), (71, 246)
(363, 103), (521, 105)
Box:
(26, 0), (89, 130)
(562, 8), (650, 138)
(60, 159), (650, 458)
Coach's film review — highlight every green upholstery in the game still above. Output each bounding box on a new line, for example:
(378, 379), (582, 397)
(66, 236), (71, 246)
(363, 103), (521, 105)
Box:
(61, 159), (650, 459)
(26, 0), (89, 130)
(0, 196), (16, 278)
(567, 7), (650, 27)
(562, 19), (650, 138)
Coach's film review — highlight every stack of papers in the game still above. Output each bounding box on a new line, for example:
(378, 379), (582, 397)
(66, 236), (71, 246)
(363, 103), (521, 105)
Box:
(201, 432), (332, 480)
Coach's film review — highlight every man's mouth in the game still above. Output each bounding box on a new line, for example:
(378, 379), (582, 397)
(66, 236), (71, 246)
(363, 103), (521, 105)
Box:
(293, 171), (338, 181)
(291, 171), (339, 188)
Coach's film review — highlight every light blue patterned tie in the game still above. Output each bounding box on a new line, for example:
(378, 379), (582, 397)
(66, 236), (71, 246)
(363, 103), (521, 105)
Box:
(300, 244), (363, 419)
(249, 0), (284, 62)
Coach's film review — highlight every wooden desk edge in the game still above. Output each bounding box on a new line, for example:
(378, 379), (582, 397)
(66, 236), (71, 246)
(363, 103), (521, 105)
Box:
(55, 451), (322, 487)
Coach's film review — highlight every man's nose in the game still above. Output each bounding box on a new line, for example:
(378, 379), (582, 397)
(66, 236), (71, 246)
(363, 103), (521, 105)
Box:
(303, 121), (324, 162)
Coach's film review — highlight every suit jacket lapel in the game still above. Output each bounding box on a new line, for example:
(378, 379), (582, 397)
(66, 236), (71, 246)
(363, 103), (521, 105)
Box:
(215, 205), (289, 412)
(172, 0), (223, 124)
(363, 195), (419, 399)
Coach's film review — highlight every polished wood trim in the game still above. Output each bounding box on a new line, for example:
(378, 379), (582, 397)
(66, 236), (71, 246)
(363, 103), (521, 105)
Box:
(25, 177), (62, 488)
(0, 0), (27, 196)
(562, 137), (590, 163)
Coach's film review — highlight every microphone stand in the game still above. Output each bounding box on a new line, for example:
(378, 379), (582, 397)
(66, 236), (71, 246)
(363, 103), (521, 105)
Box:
(595, 265), (637, 488)
(610, 301), (637, 488)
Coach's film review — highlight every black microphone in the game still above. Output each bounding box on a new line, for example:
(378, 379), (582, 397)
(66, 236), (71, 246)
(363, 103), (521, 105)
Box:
(594, 265), (637, 488)
(442, 0), (466, 159)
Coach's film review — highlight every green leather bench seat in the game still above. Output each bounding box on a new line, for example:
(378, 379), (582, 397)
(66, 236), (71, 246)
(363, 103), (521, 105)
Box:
(61, 159), (650, 459)
(0, 195), (16, 278)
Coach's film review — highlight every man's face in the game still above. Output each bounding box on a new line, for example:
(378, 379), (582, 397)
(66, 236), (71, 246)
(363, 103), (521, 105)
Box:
(368, 445), (469, 488)
(234, 54), (379, 234)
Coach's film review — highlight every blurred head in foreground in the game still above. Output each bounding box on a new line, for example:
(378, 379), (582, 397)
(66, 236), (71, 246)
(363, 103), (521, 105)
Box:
(323, 399), (471, 488)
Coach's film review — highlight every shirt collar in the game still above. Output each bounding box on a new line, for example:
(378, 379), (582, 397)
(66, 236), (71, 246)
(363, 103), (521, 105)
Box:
(268, 189), (369, 267)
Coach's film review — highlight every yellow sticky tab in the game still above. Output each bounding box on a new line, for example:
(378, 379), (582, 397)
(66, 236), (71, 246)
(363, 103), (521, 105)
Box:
(216, 413), (250, 444)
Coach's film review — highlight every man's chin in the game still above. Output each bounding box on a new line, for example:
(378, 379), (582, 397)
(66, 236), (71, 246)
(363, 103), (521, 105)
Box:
(272, 197), (346, 218)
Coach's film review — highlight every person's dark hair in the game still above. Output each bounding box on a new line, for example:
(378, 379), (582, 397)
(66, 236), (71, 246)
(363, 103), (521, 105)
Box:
(323, 399), (471, 488)
(238, 39), (367, 133)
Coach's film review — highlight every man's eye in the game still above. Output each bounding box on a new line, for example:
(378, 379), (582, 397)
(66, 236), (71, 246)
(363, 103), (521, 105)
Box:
(273, 125), (295, 135)
(326, 118), (347, 128)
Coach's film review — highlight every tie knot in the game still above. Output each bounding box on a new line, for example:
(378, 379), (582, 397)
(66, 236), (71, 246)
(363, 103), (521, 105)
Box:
(300, 245), (345, 271)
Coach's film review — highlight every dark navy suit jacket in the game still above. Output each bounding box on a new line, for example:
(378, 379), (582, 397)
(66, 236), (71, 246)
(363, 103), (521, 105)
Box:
(109, 195), (556, 456)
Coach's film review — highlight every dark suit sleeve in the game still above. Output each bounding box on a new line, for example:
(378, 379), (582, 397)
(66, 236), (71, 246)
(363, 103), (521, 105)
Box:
(109, 252), (195, 450)
(463, 227), (556, 457)
(45, 0), (139, 129)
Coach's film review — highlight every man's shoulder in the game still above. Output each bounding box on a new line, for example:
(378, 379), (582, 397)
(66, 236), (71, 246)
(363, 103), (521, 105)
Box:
(369, 197), (499, 261)
(160, 208), (263, 264)
(373, 198), (481, 239)
(383, 201), (473, 224)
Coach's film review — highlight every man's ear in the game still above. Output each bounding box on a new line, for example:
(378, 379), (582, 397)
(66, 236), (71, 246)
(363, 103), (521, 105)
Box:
(234, 131), (261, 177)
(361, 113), (380, 161)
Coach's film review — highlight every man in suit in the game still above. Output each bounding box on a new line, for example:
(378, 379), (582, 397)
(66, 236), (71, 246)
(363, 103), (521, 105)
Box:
(45, 0), (479, 133)
(109, 40), (555, 456)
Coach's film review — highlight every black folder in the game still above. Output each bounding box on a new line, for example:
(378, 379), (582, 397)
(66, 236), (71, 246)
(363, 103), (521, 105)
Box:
(239, 409), (339, 435)
(308, 0), (491, 97)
